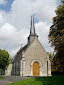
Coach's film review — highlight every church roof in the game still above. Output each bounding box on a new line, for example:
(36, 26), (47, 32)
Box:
(13, 44), (29, 62)
(18, 44), (28, 53)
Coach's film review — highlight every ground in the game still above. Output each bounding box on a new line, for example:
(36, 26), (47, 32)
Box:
(0, 75), (64, 85)
(0, 77), (3, 80)
(0, 75), (30, 85)
(6, 75), (64, 85)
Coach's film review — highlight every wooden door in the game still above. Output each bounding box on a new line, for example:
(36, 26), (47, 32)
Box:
(33, 62), (39, 76)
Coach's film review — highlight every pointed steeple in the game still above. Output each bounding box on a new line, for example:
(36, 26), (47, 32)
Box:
(28, 12), (38, 44)
(30, 14), (35, 35)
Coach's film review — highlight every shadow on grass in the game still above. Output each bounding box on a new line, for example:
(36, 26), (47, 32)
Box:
(35, 75), (64, 85)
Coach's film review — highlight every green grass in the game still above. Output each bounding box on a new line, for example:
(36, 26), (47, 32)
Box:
(6, 75), (64, 85)
(0, 76), (3, 80)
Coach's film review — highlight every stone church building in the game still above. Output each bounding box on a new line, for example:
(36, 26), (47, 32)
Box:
(6, 14), (51, 76)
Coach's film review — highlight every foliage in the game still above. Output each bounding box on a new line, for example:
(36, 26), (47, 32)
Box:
(6, 75), (64, 85)
(49, 52), (55, 62)
(0, 49), (10, 70)
(51, 48), (64, 73)
(48, 0), (64, 73)
(49, 2), (64, 50)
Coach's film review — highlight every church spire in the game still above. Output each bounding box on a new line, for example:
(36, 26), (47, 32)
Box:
(30, 11), (35, 35)
(28, 11), (38, 44)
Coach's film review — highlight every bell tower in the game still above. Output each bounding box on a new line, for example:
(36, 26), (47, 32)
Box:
(28, 13), (38, 44)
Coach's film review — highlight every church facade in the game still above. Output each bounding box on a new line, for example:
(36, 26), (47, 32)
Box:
(6, 15), (51, 76)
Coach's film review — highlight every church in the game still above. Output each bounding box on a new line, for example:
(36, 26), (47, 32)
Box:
(6, 14), (51, 76)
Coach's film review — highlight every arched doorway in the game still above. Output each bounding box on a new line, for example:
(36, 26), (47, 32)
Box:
(33, 62), (39, 76)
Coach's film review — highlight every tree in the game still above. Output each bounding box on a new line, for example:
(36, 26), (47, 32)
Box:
(49, 52), (54, 62)
(0, 49), (10, 71)
(48, 0), (64, 74)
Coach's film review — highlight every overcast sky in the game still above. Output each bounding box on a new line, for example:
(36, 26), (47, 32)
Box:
(0, 0), (61, 58)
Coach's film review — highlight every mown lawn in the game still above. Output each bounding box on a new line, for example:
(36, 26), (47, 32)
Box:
(0, 76), (3, 80)
(6, 75), (64, 85)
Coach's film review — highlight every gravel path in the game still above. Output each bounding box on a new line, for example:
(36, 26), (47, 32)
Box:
(0, 75), (31, 85)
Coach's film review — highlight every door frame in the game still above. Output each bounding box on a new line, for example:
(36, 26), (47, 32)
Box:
(30, 60), (42, 76)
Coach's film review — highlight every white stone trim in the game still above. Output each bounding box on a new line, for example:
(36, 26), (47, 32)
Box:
(20, 57), (25, 76)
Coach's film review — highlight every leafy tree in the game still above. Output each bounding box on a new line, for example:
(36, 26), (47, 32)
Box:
(51, 48), (64, 73)
(49, 52), (54, 62)
(48, 0), (64, 73)
(0, 49), (10, 70)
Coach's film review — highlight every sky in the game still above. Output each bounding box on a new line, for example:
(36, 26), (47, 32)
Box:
(0, 0), (61, 58)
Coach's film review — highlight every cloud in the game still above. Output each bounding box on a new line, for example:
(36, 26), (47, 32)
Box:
(35, 21), (54, 52)
(0, 12), (5, 24)
(0, 22), (29, 56)
(4, 0), (57, 29)
(0, 0), (58, 57)
(0, 0), (7, 5)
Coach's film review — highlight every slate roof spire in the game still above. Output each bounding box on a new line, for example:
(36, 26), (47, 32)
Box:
(30, 10), (35, 35)
(28, 10), (38, 44)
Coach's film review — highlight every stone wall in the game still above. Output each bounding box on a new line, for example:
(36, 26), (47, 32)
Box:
(5, 64), (12, 75)
(11, 51), (22, 76)
(20, 37), (51, 76)
(12, 36), (51, 76)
